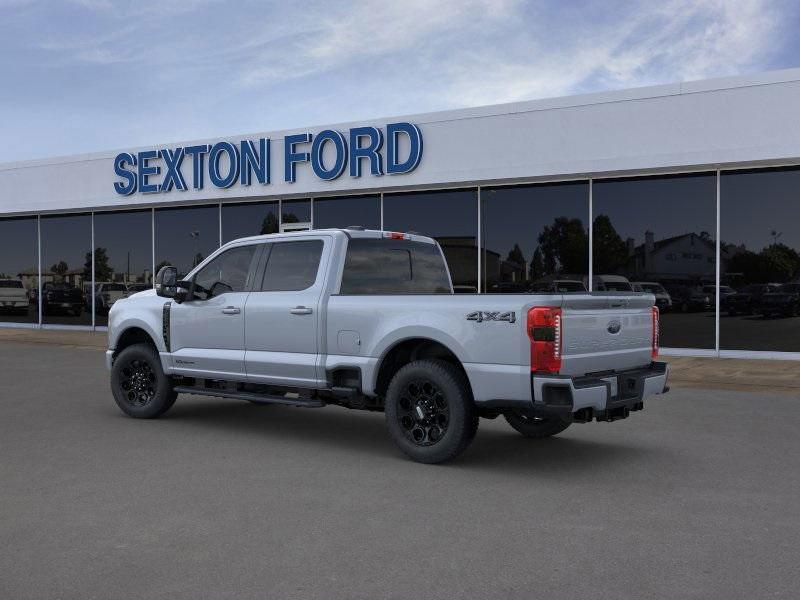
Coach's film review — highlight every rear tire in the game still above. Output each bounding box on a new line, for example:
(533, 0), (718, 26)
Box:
(504, 411), (571, 439)
(111, 343), (177, 419)
(385, 359), (477, 464)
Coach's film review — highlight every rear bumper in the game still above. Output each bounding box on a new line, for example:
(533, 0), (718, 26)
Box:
(482, 362), (669, 422)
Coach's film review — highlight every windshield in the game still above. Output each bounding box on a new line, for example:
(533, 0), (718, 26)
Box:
(0, 280), (23, 289)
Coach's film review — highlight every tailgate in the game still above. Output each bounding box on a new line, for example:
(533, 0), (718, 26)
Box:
(559, 294), (654, 376)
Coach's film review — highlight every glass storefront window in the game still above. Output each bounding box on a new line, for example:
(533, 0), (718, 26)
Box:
(313, 195), (380, 230)
(721, 167), (800, 352)
(155, 205), (219, 279)
(482, 182), (589, 293)
(92, 210), (153, 326)
(0, 217), (39, 324)
(592, 173), (717, 349)
(281, 199), (311, 229)
(40, 213), (92, 326)
(383, 189), (479, 292)
(222, 201), (279, 243)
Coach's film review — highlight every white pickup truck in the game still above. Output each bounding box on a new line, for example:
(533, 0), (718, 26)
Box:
(106, 228), (668, 463)
(0, 279), (30, 315)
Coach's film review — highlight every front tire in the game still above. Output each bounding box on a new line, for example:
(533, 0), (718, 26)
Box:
(385, 359), (477, 464)
(111, 343), (177, 418)
(504, 411), (571, 438)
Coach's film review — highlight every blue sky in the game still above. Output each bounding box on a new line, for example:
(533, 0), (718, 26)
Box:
(0, 0), (798, 163)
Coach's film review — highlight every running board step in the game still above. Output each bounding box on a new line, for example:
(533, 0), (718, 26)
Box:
(173, 386), (326, 408)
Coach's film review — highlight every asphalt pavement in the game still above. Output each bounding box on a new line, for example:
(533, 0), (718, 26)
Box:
(1, 342), (799, 599)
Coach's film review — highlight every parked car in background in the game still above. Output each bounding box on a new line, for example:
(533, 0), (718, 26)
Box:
(41, 282), (83, 316)
(98, 283), (130, 313)
(126, 283), (151, 295)
(0, 279), (30, 315)
(724, 283), (781, 316)
(531, 279), (587, 293)
(669, 286), (711, 312)
(591, 275), (634, 292)
(633, 282), (672, 312)
(758, 283), (800, 317)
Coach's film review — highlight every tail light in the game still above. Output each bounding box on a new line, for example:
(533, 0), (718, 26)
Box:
(528, 307), (562, 374)
(383, 231), (409, 240)
(651, 306), (660, 359)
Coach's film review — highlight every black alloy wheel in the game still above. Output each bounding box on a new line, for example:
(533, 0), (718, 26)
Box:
(119, 358), (157, 408)
(385, 359), (477, 464)
(396, 378), (450, 446)
(111, 343), (177, 419)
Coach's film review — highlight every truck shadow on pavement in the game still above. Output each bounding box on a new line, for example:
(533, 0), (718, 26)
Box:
(158, 397), (665, 474)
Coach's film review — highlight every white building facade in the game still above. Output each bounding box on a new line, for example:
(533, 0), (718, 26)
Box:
(2, 69), (800, 359)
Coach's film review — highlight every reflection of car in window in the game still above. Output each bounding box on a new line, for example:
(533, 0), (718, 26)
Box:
(593, 275), (633, 292)
(669, 286), (711, 313)
(532, 280), (587, 293)
(632, 282), (673, 311)
(0, 279), (30, 315)
(126, 283), (151, 295)
(724, 283), (781, 316)
(92, 282), (130, 313)
(758, 283), (800, 318)
(41, 282), (84, 316)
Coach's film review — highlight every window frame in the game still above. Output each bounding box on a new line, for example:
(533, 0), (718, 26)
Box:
(337, 237), (453, 295)
(187, 242), (264, 299)
(256, 238), (327, 293)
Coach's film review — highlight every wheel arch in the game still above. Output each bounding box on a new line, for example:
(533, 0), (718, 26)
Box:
(373, 336), (473, 400)
(112, 324), (161, 358)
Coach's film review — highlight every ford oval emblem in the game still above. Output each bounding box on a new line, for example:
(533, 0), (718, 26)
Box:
(607, 319), (622, 334)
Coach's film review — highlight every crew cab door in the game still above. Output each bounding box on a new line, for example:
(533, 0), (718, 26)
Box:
(169, 243), (262, 380)
(245, 236), (329, 388)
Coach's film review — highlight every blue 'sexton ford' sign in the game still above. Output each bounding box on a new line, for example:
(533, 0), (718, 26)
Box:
(112, 122), (423, 196)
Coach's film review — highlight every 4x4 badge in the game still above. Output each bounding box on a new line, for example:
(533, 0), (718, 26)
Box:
(466, 311), (516, 323)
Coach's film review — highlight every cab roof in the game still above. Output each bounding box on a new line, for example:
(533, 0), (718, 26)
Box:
(223, 228), (437, 247)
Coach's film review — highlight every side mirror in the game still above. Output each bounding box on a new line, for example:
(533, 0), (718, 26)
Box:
(155, 266), (178, 298)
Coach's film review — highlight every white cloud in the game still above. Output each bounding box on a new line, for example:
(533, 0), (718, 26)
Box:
(432, 0), (786, 107)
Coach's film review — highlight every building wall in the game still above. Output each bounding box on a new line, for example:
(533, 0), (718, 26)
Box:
(2, 70), (800, 359)
(1, 70), (800, 215)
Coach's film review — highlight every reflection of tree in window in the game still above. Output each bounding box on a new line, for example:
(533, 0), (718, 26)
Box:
(537, 217), (589, 275)
(260, 213), (279, 234)
(282, 212), (299, 224)
(592, 214), (628, 273)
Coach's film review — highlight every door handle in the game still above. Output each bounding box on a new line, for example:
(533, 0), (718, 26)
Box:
(289, 306), (313, 315)
(222, 306), (241, 315)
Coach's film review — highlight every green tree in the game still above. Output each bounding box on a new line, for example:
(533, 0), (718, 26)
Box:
(537, 217), (589, 274)
(591, 215), (629, 274)
(260, 212), (279, 235)
(506, 244), (525, 266)
(84, 247), (113, 282)
(50, 261), (68, 276)
(529, 246), (545, 282)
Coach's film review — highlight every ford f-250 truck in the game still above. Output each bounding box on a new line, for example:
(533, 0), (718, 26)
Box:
(106, 228), (669, 463)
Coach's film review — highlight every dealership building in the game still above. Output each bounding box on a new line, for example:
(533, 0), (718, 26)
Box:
(1, 68), (800, 359)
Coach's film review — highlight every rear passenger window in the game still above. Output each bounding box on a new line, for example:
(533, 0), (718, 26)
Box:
(261, 240), (323, 291)
(340, 239), (451, 294)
